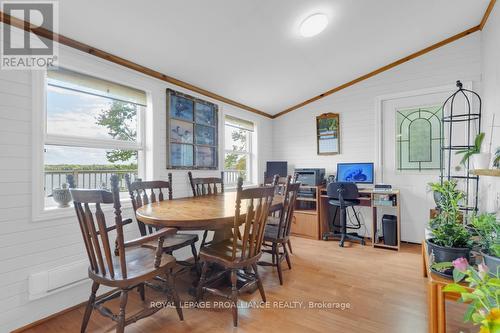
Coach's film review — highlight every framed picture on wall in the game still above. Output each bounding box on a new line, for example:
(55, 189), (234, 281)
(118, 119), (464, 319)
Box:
(166, 89), (218, 169)
(316, 113), (340, 155)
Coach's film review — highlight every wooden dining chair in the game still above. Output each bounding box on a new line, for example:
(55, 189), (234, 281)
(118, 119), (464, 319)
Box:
(125, 174), (199, 271)
(187, 171), (224, 249)
(263, 174), (280, 186)
(265, 174), (298, 254)
(259, 176), (301, 285)
(71, 175), (183, 333)
(196, 178), (275, 327)
(263, 174), (298, 186)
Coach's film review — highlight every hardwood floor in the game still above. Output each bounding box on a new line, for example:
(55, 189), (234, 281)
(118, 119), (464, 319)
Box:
(21, 237), (474, 333)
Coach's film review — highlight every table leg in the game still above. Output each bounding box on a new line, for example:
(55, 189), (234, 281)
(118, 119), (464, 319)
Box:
(212, 226), (233, 243)
(428, 282), (438, 333)
(437, 284), (446, 333)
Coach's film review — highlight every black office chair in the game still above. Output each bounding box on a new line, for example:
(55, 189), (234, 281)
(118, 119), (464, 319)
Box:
(323, 182), (366, 247)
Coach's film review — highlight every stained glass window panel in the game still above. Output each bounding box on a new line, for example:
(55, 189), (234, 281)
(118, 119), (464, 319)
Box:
(396, 106), (442, 171)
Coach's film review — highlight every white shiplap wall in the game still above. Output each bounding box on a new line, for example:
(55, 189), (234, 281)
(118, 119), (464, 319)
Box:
(272, 33), (483, 239)
(481, 4), (500, 213)
(0, 33), (273, 331)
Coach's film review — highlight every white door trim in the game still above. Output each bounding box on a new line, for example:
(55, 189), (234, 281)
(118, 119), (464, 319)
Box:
(374, 82), (473, 183)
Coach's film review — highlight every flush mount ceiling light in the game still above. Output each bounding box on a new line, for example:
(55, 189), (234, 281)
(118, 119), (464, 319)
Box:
(299, 13), (328, 37)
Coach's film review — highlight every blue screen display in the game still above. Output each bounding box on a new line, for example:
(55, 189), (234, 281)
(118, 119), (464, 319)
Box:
(336, 163), (374, 184)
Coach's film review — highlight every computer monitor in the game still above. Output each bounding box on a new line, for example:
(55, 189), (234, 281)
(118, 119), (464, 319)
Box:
(336, 162), (374, 184)
(266, 161), (288, 178)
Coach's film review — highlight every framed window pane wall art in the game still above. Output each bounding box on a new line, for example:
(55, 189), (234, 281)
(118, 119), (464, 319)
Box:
(166, 89), (218, 169)
(316, 113), (340, 155)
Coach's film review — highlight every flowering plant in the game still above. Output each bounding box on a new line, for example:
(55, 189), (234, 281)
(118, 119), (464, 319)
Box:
(443, 258), (500, 333)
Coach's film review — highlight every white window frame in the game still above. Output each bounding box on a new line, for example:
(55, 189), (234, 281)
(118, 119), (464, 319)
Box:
(32, 67), (147, 222)
(223, 117), (254, 186)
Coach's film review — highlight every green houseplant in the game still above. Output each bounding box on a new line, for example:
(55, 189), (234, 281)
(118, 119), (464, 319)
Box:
(472, 213), (500, 274)
(456, 133), (491, 169)
(427, 180), (472, 263)
(444, 258), (500, 333)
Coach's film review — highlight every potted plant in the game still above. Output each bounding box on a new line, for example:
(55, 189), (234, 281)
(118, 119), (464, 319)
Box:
(444, 258), (500, 333)
(456, 133), (491, 169)
(52, 183), (72, 208)
(472, 213), (500, 274)
(427, 180), (472, 262)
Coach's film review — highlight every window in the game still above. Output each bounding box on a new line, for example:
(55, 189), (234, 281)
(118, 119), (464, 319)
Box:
(224, 115), (254, 185)
(42, 67), (146, 210)
(396, 105), (442, 171)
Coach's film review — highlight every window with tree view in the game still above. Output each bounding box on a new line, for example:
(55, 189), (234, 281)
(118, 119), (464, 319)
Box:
(44, 68), (145, 208)
(224, 115), (254, 185)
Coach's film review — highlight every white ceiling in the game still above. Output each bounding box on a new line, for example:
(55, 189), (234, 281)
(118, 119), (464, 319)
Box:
(57, 0), (489, 115)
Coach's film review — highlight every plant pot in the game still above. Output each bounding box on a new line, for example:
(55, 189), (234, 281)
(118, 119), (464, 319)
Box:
(52, 187), (71, 208)
(433, 191), (442, 207)
(471, 153), (491, 169)
(426, 239), (471, 263)
(482, 251), (500, 275)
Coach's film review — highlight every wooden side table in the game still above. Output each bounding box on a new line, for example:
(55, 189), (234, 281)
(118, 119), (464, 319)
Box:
(422, 241), (470, 333)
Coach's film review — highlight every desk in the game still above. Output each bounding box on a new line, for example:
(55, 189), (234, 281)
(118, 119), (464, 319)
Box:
(422, 240), (469, 333)
(319, 188), (401, 250)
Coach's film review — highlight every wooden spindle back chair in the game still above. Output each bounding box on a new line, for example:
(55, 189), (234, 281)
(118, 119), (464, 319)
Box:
(264, 174), (298, 186)
(233, 180), (276, 262)
(72, 180), (126, 281)
(187, 171), (224, 249)
(263, 174), (280, 186)
(71, 175), (182, 333)
(196, 178), (275, 326)
(188, 171), (224, 196)
(275, 178), (301, 240)
(260, 175), (301, 284)
(125, 173), (199, 270)
(125, 174), (172, 236)
(265, 174), (298, 253)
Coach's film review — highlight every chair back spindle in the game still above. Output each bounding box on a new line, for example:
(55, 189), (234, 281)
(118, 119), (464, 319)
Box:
(71, 175), (127, 279)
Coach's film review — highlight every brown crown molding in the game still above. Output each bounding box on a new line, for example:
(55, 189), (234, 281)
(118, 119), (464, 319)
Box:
(0, 11), (273, 119)
(274, 0), (496, 118)
(480, 0), (497, 30)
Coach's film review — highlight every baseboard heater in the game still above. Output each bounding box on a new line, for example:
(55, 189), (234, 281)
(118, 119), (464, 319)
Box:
(29, 260), (89, 300)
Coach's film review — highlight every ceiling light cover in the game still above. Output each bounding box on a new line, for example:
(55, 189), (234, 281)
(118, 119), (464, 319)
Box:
(300, 13), (328, 37)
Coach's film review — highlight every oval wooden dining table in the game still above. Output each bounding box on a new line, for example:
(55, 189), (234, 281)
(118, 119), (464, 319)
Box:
(136, 191), (284, 242)
(136, 191), (283, 294)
